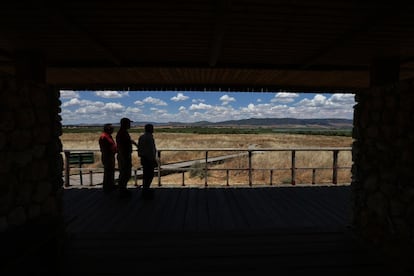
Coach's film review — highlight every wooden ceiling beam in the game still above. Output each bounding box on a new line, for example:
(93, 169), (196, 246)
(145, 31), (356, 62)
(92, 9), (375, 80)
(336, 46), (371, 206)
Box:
(208, 0), (231, 67)
(45, 4), (122, 66)
(299, 5), (396, 70)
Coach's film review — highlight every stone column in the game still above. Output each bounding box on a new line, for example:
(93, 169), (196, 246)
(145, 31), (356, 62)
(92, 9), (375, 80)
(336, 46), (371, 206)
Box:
(352, 57), (413, 271)
(1, 51), (64, 273)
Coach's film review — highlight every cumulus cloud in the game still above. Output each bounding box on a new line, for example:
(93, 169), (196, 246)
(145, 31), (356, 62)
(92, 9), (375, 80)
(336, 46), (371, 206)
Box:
(220, 94), (236, 105)
(61, 91), (355, 124)
(60, 90), (80, 99)
(171, 93), (189, 102)
(296, 94), (327, 107)
(94, 90), (129, 98)
(271, 92), (299, 103)
(61, 98), (104, 108)
(328, 93), (355, 104)
(189, 103), (213, 110)
(143, 96), (167, 106)
(103, 102), (124, 111)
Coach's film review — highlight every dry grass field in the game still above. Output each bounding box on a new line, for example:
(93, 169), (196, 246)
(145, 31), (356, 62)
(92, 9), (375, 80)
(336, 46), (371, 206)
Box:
(61, 130), (353, 187)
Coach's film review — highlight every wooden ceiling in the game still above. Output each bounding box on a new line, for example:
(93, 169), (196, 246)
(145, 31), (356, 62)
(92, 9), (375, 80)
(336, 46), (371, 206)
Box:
(1, 1), (414, 92)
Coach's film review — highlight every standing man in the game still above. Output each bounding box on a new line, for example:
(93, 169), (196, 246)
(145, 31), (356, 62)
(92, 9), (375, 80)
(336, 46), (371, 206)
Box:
(138, 123), (158, 199)
(99, 123), (117, 194)
(116, 117), (137, 198)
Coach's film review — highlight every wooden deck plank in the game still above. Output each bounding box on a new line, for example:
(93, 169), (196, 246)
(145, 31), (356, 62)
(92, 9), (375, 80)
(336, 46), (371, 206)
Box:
(183, 188), (199, 231)
(211, 188), (237, 231)
(153, 188), (180, 232)
(196, 189), (211, 231)
(59, 186), (403, 275)
(296, 187), (350, 228)
(61, 230), (395, 276)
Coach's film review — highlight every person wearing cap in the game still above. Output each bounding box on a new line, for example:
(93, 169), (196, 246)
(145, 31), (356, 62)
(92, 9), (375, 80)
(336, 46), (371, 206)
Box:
(137, 123), (158, 199)
(99, 123), (117, 193)
(115, 117), (137, 198)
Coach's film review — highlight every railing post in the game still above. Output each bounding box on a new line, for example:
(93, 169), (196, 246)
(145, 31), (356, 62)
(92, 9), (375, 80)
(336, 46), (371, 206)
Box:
(270, 169), (273, 186)
(157, 150), (162, 187)
(291, 150), (296, 185)
(248, 150), (252, 186)
(205, 151), (208, 187)
(78, 154), (83, 185)
(312, 168), (316, 184)
(332, 150), (339, 184)
(226, 169), (229, 186)
(89, 170), (93, 186)
(64, 150), (70, 187)
(182, 171), (185, 186)
(134, 169), (138, 186)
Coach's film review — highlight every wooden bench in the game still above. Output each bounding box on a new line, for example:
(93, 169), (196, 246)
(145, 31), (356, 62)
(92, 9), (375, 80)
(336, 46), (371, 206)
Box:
(65, 151), (95, 186)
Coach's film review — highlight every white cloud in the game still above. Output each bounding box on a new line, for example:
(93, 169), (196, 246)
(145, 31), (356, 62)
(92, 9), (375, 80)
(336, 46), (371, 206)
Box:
(171, 93), (189, 102)
(62, 98), (105, 108)
(126, 107), (142, 113)
(94, 90), (129, 98)
(296, 94), (327, 107)
(328, 93), (355, 105)
(60, 91), (355, 124)
(189, 103), (213, 110)
(62, 98), (81, 107)
(143, 96), (168, 106)
(246, 103), (255, 111)
(271, 92), (299, 103)
(60, 90), (79, 99)
(103, 102), (124, 111)
(220, 94), (236, 105)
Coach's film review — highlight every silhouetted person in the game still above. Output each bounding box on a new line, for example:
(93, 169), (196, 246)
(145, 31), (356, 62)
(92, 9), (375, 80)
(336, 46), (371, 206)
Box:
(138, 123), (158, 199)
(99, 123), (117, 193)
(116, 117), (137, 198)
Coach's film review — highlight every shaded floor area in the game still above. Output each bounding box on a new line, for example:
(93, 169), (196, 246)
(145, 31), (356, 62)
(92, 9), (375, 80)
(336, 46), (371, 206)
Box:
(59, 186), (402, 275)
(63, 186), (352, 233)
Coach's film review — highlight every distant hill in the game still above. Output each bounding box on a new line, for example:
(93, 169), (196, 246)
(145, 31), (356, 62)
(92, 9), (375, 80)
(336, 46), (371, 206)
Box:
(161, 118), (353, 129)
(65, 118), (353, 129)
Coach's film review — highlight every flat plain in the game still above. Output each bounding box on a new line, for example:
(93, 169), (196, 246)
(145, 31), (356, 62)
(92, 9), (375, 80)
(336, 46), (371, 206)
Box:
(61, 131), (353, 186)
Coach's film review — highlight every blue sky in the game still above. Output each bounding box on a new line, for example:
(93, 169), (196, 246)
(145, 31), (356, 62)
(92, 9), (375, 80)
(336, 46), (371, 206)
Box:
(60, 90), (355, 125)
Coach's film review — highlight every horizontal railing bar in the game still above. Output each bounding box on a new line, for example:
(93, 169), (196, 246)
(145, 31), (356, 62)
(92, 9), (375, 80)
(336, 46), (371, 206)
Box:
(63, 147), (352, 186)
(63, 147), (352, 152)
(157, 147), (352, 151)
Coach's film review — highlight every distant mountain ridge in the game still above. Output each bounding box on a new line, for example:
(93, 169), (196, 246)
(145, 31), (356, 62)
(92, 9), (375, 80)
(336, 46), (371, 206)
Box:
(72, 117), (352, 129)
(67, 118), (353, 129)
(185, 118), (353, 128)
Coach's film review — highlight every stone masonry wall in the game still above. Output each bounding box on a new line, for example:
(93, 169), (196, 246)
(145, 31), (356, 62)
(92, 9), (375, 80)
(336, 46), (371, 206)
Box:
(0, 75), (63, 232)
(352, 79), (414, 268)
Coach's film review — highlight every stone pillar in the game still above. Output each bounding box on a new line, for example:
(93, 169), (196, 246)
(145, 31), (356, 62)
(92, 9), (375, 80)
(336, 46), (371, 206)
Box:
(1, 52), (64, 273)
(352, 58), (414, 271)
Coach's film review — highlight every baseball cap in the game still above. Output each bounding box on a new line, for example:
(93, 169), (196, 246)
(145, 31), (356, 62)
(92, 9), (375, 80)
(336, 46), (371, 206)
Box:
(120, 117), (133, 126)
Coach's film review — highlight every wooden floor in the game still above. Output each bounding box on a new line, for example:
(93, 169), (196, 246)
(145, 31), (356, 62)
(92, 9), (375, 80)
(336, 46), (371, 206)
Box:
(60, 186), (400, 275)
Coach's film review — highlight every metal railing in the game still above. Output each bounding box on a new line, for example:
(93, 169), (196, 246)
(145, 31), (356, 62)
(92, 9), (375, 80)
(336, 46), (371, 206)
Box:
(63, 147), (352, 187)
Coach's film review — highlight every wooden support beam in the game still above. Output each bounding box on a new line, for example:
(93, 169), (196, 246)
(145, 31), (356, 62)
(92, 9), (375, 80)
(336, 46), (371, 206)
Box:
(370, 57), (400, 87)
(46, 5), (122, 66)
(15, 50), (46, 84)
(209, 0), (230, 67)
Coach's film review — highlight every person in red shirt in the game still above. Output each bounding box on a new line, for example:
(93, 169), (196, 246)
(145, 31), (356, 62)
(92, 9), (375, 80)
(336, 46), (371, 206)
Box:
(99, 123), (117, 193)
(116, 118), (138, 198)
